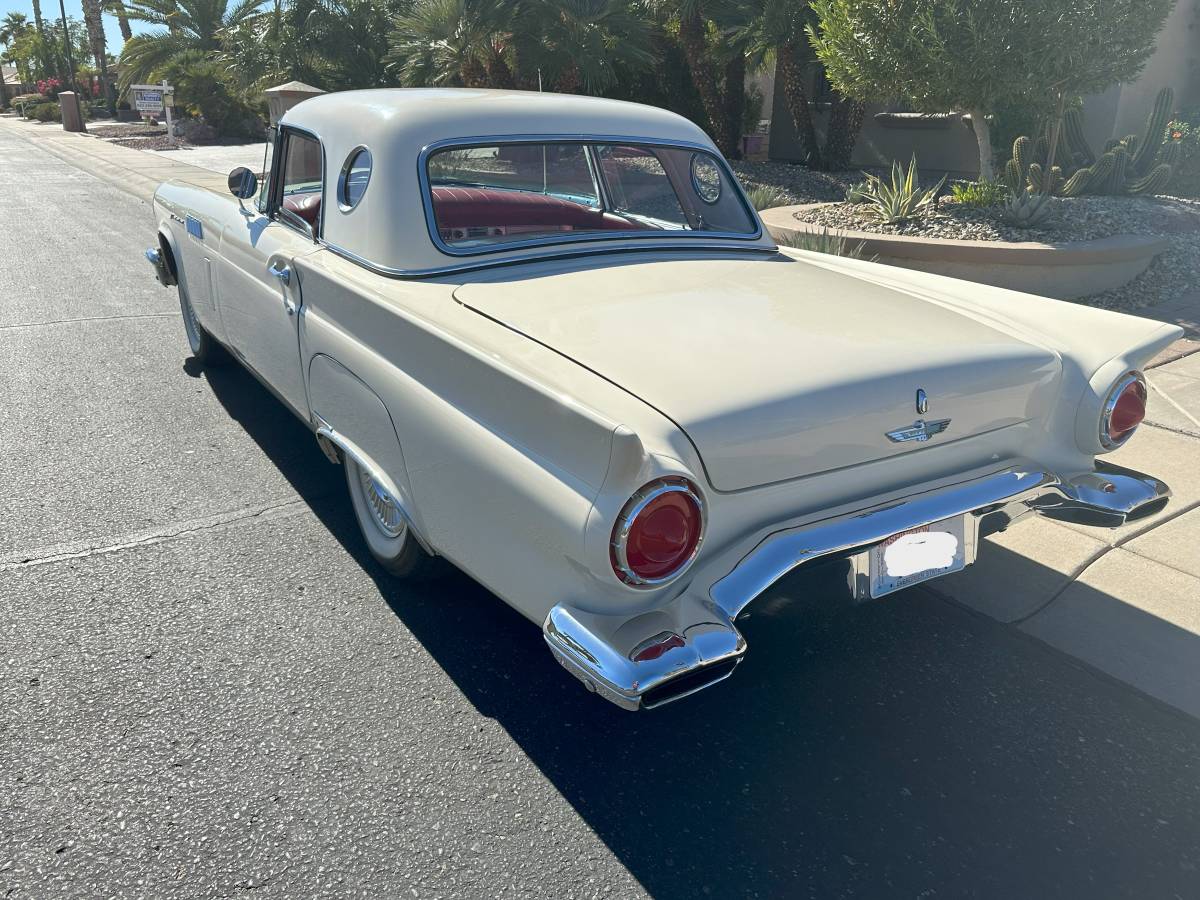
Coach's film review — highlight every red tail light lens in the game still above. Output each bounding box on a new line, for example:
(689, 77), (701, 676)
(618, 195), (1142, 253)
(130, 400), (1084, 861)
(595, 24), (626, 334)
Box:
(611, 478), (705, 586)
(1101, 373), (1147, 449)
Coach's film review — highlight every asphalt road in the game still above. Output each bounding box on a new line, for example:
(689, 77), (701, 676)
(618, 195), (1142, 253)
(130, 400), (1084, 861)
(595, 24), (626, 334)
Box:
(3, 124), (1200, 900)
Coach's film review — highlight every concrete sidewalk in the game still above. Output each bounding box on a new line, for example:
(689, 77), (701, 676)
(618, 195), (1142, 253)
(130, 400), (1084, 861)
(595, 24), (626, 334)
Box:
(3, 111), (1199, 719)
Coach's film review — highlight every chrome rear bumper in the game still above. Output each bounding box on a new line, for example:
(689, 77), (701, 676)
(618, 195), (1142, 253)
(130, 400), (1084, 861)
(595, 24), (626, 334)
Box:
(544, 461), (1170, 710)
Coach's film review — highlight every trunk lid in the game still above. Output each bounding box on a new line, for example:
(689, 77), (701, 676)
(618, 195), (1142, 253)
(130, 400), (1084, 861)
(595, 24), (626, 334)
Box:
(454, 256), (1061, 491)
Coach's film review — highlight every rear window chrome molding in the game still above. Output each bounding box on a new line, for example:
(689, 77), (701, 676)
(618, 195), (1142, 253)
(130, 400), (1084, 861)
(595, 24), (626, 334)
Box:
(319, 237), (780, 280)
(416, 133), (765, 259)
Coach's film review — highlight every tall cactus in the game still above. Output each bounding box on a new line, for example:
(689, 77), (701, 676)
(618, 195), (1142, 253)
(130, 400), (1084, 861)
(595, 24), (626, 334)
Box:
(1131, 86), (1174, 174)
(1006, 87), (1178, 196)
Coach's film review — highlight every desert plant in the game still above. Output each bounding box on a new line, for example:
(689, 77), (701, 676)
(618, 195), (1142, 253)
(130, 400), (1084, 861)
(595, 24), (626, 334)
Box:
(856, 156), (946, 224)
(744, 184), (790, 211)
(843, 180), (870, 203)
(1008, 88), (1179, 197)
(949, 179), (1009, 207)
(1000, 191), (1055, 229)
(777, 227), (870, 259)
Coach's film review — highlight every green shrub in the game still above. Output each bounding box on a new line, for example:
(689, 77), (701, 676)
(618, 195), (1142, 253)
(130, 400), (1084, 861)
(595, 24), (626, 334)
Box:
(857, 156), (946, 224)
(777, 227), (871, 259)
(949, 179), (1010, 207)
(1166, 116), (1200, 198)
(29, 102), (61, 122)
(162, 51), (265, 139)
(744, 184), (790, 211)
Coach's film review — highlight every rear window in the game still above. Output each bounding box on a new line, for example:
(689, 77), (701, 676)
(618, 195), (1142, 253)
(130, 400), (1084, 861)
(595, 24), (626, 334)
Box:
(425, 141), (757, 252)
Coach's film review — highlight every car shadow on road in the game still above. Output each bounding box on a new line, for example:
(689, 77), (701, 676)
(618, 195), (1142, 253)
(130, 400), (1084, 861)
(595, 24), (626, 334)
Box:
(201, 359), (1200, 899)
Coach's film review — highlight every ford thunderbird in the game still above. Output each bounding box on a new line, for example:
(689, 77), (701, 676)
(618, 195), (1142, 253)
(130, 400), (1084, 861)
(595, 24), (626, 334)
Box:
(146, 89), (1181, 710)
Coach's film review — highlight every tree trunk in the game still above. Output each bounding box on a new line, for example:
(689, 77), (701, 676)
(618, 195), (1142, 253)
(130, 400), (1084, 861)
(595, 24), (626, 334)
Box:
(116, 5), (132, 41)
(678, 6), (733, 157)
(723, 52), (745, 160)
(30, 0), (57, 82)
(969, 108), (994, 181)
(1041, 91), (1068, 194)
(822, 96), (865, 171)
(776, 41), (821, 168)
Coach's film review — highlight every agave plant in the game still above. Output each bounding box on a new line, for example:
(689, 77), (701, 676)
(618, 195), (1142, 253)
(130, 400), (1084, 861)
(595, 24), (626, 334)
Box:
(777, 227), (870, 260)
(857, 156), (946, 224)
(744, 184), (790, 211)
(1000, 190), (1055, 229)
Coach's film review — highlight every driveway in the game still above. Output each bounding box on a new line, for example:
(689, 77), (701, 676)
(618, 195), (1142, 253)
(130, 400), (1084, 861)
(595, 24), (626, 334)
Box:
(2, 120), (1200, 899)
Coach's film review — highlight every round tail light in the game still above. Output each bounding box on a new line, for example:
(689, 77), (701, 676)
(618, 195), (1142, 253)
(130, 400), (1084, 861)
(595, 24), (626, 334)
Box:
(611, 478), (705, 587)
(1101, 372), (1147, 449)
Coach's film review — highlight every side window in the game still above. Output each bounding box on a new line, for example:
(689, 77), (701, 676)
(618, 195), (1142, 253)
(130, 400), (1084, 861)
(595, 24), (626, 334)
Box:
(276, 131), (323, 237)
(595, 145), (687, 228)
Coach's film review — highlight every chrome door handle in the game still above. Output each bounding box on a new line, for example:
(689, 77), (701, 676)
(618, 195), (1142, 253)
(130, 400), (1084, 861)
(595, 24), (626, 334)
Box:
(268, 261), (291, 286)
(282, 297), (297, 317)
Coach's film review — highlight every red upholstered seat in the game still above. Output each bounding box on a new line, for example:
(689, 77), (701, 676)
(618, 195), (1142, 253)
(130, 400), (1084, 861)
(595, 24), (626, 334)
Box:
(431, 186), (643, 235)
(283, 192), (322, 226)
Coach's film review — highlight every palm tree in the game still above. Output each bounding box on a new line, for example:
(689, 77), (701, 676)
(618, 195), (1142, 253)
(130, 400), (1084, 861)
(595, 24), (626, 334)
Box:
(741, 0), (863, 170)
(103, 0), (135, 42)
(119, 0), (265, 88)
(650, 0), (748, 157)
(80, 0), (116, 112)
(1, 12), (31, 108)
(386, 0), (518, 89)
(512, 0), (654, 95)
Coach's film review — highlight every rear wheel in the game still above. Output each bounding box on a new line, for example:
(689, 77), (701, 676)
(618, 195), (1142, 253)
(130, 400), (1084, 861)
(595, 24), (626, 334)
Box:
(344, 455), (438, 578)
(178, 278), (224, 364)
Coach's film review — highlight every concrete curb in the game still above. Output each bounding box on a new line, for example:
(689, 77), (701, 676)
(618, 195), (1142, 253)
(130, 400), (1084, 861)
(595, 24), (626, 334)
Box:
(760, 202), (1168, 299)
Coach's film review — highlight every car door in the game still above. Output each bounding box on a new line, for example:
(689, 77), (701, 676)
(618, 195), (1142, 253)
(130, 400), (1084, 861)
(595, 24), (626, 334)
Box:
(216, 127), (324, 417)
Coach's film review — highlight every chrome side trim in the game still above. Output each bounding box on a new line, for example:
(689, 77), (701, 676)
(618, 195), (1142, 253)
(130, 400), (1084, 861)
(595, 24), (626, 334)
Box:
(318, 238), (779, 280)
(312, 417), (436, 556)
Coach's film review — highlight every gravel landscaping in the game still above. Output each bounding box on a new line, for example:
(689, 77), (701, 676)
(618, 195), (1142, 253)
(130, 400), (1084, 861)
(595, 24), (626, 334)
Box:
(733, 160), (1200, 312)
(796, 194), (1200, 244)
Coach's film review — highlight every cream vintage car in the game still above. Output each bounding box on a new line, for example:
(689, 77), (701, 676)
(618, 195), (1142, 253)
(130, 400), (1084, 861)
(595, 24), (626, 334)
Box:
(146, 89), (1181, 710)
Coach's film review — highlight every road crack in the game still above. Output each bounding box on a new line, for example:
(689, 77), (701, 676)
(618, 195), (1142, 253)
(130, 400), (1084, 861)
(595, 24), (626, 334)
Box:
(0, 499), (312, 572)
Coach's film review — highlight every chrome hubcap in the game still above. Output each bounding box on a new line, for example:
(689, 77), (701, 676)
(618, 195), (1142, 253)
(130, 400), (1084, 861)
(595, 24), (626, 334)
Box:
(357, 466), (405, 538)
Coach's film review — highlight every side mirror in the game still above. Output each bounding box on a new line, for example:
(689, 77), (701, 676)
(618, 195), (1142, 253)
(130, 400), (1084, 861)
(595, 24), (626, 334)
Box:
(228, 166), (258, 199)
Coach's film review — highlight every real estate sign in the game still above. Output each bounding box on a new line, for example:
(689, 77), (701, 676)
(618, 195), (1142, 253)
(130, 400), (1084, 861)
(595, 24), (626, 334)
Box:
(131, 84), (172, 116)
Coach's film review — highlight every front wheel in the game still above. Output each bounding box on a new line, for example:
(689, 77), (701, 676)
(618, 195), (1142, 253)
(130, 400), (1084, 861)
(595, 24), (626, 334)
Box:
(344, 455), (438, 578)
(178, 280), (224, 364)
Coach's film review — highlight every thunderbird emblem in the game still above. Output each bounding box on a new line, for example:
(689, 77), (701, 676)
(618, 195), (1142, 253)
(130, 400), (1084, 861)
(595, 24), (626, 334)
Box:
(886, 418), (952, 443)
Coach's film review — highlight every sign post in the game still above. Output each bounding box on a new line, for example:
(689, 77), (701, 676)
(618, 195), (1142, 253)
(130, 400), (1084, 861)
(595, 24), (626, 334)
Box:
(131, 82), (176, 144)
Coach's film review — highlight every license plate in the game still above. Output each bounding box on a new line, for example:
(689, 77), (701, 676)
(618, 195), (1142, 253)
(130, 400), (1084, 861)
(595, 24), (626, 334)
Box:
(869, 515), (967, 598)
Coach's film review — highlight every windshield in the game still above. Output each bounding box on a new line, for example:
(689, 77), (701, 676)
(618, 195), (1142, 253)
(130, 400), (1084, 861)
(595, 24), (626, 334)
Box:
(425, 141), (758, 252)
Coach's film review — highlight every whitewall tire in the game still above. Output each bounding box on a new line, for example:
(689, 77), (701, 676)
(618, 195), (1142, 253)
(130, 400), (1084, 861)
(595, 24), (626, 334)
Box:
(344, 455), (437, 578)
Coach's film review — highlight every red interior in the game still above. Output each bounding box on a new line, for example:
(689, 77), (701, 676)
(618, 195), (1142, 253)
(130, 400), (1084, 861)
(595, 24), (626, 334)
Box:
(431, 186), (645, 236)
(283, 192), (322, 226)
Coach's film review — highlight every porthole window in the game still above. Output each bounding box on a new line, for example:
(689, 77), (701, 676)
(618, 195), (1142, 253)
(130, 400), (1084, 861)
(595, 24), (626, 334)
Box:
(338, 146), (372, 211)
(690, 153), (723, 204)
